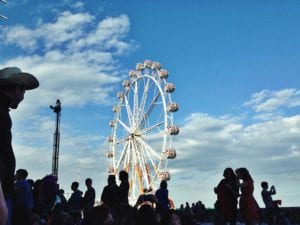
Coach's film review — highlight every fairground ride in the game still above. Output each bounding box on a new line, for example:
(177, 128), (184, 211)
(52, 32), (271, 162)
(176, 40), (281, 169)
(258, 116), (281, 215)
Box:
(107, 60), (180, 204)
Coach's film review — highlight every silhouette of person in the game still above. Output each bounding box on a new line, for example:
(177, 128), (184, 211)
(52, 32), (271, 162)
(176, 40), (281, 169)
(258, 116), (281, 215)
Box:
(155, 180), (170, 214)
(82, 178), (95, 219)
(67, 182), (83, 225)
(261, 181), (286, 225)
(57, 189), (67, 211)
(0, 181), (8, 225)
(14, 169), (34, 210)
(134, 188), (158, 209)
(235, 168), (260, 225)
(38, 175), (59, 222)
(118, 171), (129, 205)
(214, 167), (239, 225)
(32, 179), (41, 212)
(13, 169), (35, 225)
(26, 179), (34, 189)
(0, 67), (39, 225)
(101, 175), (119, 208)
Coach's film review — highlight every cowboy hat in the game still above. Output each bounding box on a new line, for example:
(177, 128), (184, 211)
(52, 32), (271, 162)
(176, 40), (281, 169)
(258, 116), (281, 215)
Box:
(0, 67), (39, 90)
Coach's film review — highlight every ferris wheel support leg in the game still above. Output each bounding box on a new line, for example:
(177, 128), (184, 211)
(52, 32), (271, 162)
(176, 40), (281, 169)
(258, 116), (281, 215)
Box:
(135, 164), (144, 194)
(145, 164), (151, 188)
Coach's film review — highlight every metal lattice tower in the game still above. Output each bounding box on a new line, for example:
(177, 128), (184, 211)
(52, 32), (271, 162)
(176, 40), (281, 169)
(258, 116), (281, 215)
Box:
(50, 99), (62, 177)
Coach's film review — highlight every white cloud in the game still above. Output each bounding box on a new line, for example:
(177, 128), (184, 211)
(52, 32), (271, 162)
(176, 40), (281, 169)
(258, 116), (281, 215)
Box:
(169, 113), (300, 207)
(71, 1), (85, 10)
(1, 25), (37, 51)
(70, 14), (131, 54)
(1, 11), (94, 52)
(1, 11), (134, 121)
(41, 11), (94, 50)
(244, 88), (300, 113)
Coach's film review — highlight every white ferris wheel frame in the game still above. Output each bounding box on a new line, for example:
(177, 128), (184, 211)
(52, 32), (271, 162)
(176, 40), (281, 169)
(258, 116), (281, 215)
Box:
(108, 63), (177, 203)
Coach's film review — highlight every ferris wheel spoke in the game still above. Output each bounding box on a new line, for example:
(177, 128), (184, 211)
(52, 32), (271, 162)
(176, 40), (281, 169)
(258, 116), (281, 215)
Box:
(115, 140), (129, 170)
(131, 140), (138, 165)
(136, 140), (155, 188)
(133, 80), (139, 127)
(141, 142), (159, 177)
(135, 136), (161, 160)
(135, 138), (161, 184)
(116, 118), (132, 133)
(132, 140), (149, 190)
(156, 126), (165, 136)
(139, 92), (161, 128)
(131, 141), (144, 193)
(124, 141), (131, 169)
(138, 78), (150, 124)
(124, 94), (133, 127)
(113, 136), (128, 147)
(145, 92), (161, 117)
(140, 121), (165, 135)
(134, 141), (148, 173)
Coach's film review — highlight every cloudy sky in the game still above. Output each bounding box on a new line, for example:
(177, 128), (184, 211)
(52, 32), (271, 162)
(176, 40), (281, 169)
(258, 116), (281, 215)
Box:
(1, 0), (300, 208)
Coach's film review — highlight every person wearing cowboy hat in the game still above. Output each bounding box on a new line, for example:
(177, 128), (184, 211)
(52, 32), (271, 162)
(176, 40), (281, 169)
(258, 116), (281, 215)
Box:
(0, 67), (39, 225)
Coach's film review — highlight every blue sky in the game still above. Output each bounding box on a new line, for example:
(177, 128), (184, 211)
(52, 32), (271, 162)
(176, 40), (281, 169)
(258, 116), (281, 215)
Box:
(1, 0), (300, 208)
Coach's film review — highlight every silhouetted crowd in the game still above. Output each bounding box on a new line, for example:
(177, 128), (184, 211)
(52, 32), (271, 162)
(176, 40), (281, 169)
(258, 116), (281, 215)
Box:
(5, 168), (206, 225)
(3, 166), (300, 225)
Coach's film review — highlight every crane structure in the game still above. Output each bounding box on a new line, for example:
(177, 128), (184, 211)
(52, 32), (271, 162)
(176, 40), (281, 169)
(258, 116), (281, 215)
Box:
(50, 99), (62, 177)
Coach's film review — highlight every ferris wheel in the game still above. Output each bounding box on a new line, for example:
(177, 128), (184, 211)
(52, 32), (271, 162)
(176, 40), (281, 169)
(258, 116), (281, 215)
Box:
(107, 60), (179, 203)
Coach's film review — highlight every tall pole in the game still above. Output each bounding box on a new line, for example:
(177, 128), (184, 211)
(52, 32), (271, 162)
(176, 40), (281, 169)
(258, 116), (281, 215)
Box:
(50, 99), (61, 177)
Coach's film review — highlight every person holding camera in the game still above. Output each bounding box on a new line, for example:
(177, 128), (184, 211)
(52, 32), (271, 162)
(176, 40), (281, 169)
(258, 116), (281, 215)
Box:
(261, 182), (278, 225)
(260, 181), (290, 225)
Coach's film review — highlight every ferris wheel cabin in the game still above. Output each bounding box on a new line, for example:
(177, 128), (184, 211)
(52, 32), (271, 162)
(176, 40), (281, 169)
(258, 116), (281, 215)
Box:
(122, 80), (130, 88)
(165, 83), (175, 93)
(167, 125), (180, 135)
(158, 69), (169, 79)
(159, 171), (171, 181)
(164, 149), (177, 159)
(167, 102), (179, 112)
